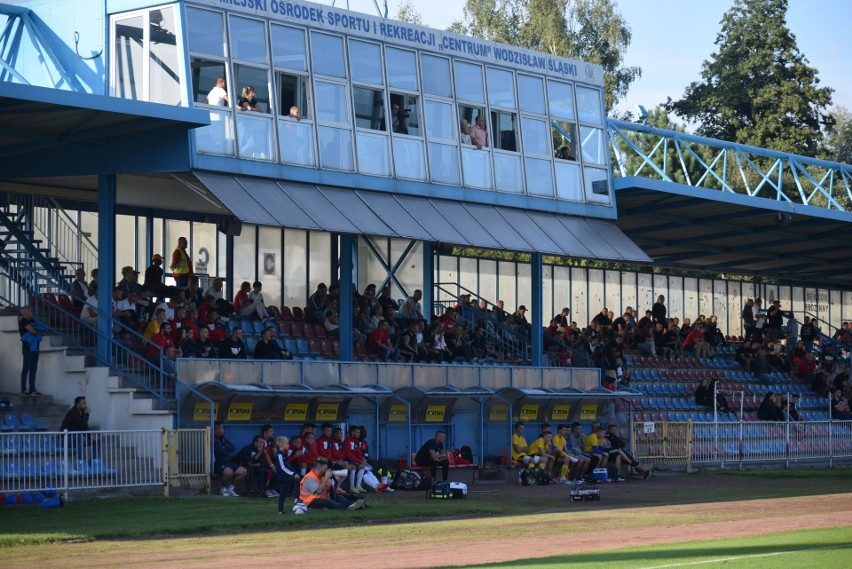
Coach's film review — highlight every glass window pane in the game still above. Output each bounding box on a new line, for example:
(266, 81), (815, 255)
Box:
(487, 67), (515, 109)
(236, 113), (273, 160)
(234, 65), (269, 113)
(314, 81), (348, 124)
(552, 120), (577, 161)
(521, 117), (549, 156)
(230, 16), (266, 64)
(387, 48), (417, 91)
(577, 86), (603, 124)
(462, 147), (492, 189)
(271, 25), (306, 71)
(518, 74), (545, 115)
(187, 8), (223, 57)
(149, 7), (181, 105)
(580, 125), (604, 164)
(191, 58), (226, 104)
(425, 99), (455, 141)
(422, 54), (452, 97)
(525, 158), (553, 196)
(494, 153), (523, 193)
(353, 86), (386, 131)
(311, 33), (345, 77)
(393, 137), (425, 180)
(114, 16), (143, 100)
(548, 80), (575, 120)
(318, 126), (353, 170)
(279, 119), (315, 166)
(195, 109), (234, 155)
(428, 143), (460, 185)
(555, 161), (582, 201)
(454, 61), (484, 103)
(490, 111), (517, 152)
(349, 40), (383, 84)
(356, 132), (390, 176)
(258, 226), (282, 307)
(284, 229), (307, 309)
(277, 73), (309, 118)
(390, 93), (420, 136)
(584, 167), (610, 204)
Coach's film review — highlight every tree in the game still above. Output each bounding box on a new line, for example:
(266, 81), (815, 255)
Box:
(395, 0), (425, 26)
(667, 0), (833, 158)
(825, 106), (852, 165)
(450, 0), (640, 112)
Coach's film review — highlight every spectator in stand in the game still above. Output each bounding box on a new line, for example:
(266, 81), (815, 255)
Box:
(799, 352), (826, 394)
(470, 114), (488, 149)
(70, 268), (90, 307)
(233, 281), (270, 321)
(143, 308), (166, 341)
(492, 299), (507, 323)
(376, 286), (396, 313)
(752, 347), (774, 385)
(274, 435), (299, 512)
(203, 76), (228, 105)
(60, 395), (101, 458)
(757, 392), (785, 421)
(367, 320), (399, 362)
(832, 366), (851, 392)
(460, 119), (472, 144)
(161, 345), (179, 380)
(254, 326), (292, 360)
(299, 456), (364, 510)
(785, 313), (799, 353)
(323, 295), (341, 338)
(683, 324), (712, 359)
(145, 322), (174, 361)
(143, 254), (168, 301)
(652, 295), (667, 325)
(185, 275), (203, 308)
(202, 309), (228, 346)
(831, 389), (852, 420)
(415, 430), (450, 482)
(736, 341), (757, 373)
(800, 317), (816, 352)
(397, 323), (418, 362)
(511, 305), (529, 336)
(185, 325), (217, 358)
(155, 294), (181, 322)
(765, 299), (784, 342)
(430, 321), (453, 363)
(398, 289), (423, 325)
(237, 435), (273, 497)
(471, 326), (494, 362)
(213, 421), (246, 497)
(605, 424), (653, 479)
(343, 425), (368, 493)
(308, 283), (328, 324)
(695, 378), (730, 413)
(557, 145), (575, 160)
(117, 266), (143, 298)
(201, 278), (234, 318)
(169, 236), (192, 290)
(741, 298), (756, 340)
(219, 326), (248, 359)
(237, 85), (263, 112)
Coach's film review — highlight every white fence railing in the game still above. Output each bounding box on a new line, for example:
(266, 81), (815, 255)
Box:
(1, 429), (210, 497)
(637, 420), (852, 469)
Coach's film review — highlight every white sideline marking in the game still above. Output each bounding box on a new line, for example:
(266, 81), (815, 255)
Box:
(637, 542), (852, 569)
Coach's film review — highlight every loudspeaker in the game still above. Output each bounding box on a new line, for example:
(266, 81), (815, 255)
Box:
(217, 217), (242, 236)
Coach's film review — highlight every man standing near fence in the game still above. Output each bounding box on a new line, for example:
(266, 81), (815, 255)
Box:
(60, 396), (100, 459)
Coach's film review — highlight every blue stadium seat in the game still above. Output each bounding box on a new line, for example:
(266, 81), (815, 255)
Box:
(5, 461), (20, 479)
(91, 459), (117, 476)
(21, 414), (48, 432)
(295, 339), (311, 355)
(4, 415), (31, 432)
(245, 336), (258, 353)
(251, 319), (265, 335)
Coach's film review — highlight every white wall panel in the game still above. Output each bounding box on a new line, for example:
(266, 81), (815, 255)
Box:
(553, 266), (571, 322)
(713, 279), (729, 335)
(571, 267), (588, 326)
(637, 273), (653, 315)
(478, 259), (497, 305)
(621, 272), (637, 314)
(588, 269), (605, 321)
(726, 281), (742, 337)
(542, 264), (553, 320)
(605, 270), (621, 315)
(498, 261), (517, 311)
(668, 276), (684, 322)
(517, 262), (531, 313)
(698, 278), (713, 318)
(683, 278), (698, 323)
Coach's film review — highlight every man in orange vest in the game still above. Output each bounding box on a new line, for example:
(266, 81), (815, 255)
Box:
(170, 236), (192, 290)
(298, 457), (364, 510)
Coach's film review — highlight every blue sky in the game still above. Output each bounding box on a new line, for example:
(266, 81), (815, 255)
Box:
(333, 0), (851, 119)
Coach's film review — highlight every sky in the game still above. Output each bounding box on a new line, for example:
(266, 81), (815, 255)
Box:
(326, 0), (851, 120)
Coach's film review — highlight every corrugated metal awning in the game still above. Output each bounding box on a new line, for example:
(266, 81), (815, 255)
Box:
(192, 171), (651, 263)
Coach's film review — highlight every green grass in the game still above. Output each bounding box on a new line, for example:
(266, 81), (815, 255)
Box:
(712, 466), (852, 480)
(457, 526), (852, 568)
(0, 469), (850, 547)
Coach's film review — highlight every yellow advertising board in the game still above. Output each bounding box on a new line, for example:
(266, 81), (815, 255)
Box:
(226, 402), (253, 422)
(315, 403), (340, 421)
(551, 404), (570, 421)
(193, 402), (220, 422)
(580, 404), (598, 420)
(284, 403), (309, 422)
(519, 404), (539, 421)
(388, 404), (409, 422)
(489, 403), (508, 422)
(425, 405), (446, 422)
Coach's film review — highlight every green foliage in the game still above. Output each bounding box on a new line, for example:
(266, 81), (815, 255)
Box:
(824, 106), (852, 166)
(667, 0), (833, 159)
(450, 0), (640, 111)
(395, 0), (425, 26)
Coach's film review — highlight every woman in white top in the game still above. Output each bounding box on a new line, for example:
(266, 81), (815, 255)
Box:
(460, 119), (472, 144)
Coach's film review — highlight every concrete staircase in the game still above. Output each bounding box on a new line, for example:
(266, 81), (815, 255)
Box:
(0, 315), (173, 430)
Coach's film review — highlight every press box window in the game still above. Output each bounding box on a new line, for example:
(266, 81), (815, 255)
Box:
(390, 93), (420, 136)
(490, 110), (517, 152)
(353, 86), (386, 131)
(229, 16), (267, 65)
(271, 25), (307, 72)
(386, 47), (418, 91)
(311, 32), (346, 78)
(278, 73), (310, 119)
(349, 40), (383, 85)
(453, 60), (485, 104)
(186, 7), (224, 57)
(234, 65), (270, 113)
(421, 54), (452, 98)
(190, 59), (227, 104)
(552, 120), (577, 161)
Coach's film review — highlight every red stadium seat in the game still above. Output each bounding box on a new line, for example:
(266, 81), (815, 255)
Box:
(279, 306), (294, 321)
(313, 323), (328, 339)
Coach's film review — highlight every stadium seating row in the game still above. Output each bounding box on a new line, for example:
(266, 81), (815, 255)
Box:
(2, 458), (115, 478)
(1, 415), (48, 433)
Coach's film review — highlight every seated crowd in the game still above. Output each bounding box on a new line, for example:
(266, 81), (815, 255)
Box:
(213, 421), (391, 511)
